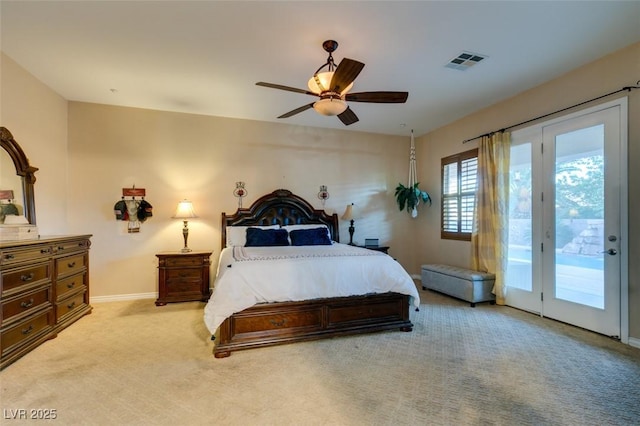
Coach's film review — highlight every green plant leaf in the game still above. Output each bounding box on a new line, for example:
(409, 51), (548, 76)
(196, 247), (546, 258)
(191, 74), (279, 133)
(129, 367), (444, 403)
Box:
(394, 182), (431, 213)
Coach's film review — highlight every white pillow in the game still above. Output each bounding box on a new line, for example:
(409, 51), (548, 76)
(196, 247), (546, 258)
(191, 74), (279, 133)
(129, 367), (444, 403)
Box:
(281, 224), (331, 243)
(226, 225), (279, 247)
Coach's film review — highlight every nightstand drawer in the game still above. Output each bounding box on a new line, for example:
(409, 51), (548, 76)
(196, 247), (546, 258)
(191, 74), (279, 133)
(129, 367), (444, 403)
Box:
(164, 256), (206, 268)
(166, 268), (202, 281)
(2, 287), (51, 326)
(165, 280), (202, 295)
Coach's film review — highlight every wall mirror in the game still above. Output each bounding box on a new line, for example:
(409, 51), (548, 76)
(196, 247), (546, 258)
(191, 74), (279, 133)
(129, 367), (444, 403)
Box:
(0, 127), (38, 225)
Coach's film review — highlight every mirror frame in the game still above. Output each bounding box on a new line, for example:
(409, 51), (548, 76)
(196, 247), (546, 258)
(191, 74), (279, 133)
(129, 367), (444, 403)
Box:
(0, 127), (38, 225)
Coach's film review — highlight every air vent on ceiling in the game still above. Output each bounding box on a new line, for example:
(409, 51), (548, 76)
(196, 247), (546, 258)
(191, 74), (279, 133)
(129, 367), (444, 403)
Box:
(445, 51), (487, 71)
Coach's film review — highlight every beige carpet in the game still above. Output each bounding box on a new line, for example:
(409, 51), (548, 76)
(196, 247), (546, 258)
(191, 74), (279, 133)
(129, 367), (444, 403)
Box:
(1, 287), (639, 426)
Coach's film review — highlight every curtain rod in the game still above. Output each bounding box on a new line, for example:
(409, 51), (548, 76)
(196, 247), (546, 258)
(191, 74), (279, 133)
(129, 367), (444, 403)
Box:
(462, 81), (640, 144)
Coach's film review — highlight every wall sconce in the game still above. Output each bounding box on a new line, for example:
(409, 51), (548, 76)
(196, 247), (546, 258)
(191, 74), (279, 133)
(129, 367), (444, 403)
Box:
(173, 200), (198, 252)
(317, 185), (329, 205)
(233, 182), (247, 208)
(341, 203), (356, 245)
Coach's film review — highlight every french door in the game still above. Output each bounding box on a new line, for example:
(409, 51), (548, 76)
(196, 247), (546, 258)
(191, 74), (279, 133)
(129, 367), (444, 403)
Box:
(506, 99), (627, 338)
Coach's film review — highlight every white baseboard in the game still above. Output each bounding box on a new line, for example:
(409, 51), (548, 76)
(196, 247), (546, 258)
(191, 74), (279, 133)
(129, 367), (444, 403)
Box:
(629, 337), (640, 349)
(90, 292), (156, 303)
(410, 273), (421, 280)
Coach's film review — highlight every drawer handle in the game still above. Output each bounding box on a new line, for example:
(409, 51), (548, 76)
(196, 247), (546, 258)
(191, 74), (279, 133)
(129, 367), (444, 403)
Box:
(269, 319), (287, 327)
(67, 281), (76, 289)
(21, 272), (35, 282)
(4, 254), (15, 260)
(40, 248), (51, 254)
(67, 301), (76, 309)
(22, 325), (34, 335)
(21, 298), (35, 308)
(67, 261), (76, 268)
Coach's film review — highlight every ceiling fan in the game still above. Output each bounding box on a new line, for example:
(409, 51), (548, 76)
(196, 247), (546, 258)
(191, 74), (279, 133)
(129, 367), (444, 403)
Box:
(256, 40), (408, 126)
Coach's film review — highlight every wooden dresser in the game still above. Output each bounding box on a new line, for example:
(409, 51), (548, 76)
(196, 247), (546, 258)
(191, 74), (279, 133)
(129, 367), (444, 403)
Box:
(0, 235), (92, 370)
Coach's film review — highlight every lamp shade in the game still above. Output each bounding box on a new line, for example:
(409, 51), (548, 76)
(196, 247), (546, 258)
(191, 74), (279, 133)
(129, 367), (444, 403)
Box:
(341, 203), (354, 220)
(173, 200), (198, 219)
(307, 72), (354, 95)
(313, 98), (348, 116)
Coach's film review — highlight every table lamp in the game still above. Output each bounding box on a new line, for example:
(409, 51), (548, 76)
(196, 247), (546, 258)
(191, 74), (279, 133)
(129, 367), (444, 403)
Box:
(173, 200), (198, 252)
(341, 203), (356, 245)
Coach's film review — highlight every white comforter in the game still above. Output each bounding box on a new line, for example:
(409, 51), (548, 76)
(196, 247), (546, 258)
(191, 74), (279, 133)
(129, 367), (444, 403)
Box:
(203, 243), (420, 334)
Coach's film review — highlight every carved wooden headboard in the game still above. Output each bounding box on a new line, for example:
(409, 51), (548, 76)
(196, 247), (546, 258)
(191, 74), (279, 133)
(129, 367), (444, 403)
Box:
(221, 189), (339, 248)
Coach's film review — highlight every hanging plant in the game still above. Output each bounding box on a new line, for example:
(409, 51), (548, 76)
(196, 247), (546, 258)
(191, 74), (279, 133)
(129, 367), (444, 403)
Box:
(395, 182), (431, 217)
(395, 129), (431, 218)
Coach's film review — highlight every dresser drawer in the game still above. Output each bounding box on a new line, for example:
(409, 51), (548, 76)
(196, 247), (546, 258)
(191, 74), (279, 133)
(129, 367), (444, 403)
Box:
(2, 286), (51, 326)
(1, 263), (51, 295)
(56, 254), (86, 277)
(1, 309), (53, 356)
(53, 239), (90, 255)
(1, 245), (52, 266)
(56, 273), (86, 300)
(56, 291), (87, 321)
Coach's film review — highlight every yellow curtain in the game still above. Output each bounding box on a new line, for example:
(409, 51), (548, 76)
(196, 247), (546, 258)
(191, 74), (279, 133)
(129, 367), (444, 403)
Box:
(471, 132), (510, 304)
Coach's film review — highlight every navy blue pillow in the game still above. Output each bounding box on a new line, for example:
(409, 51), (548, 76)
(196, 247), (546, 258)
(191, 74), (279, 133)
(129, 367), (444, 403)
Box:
(289, 227), (332, 246)
(245, 228), (289, 247)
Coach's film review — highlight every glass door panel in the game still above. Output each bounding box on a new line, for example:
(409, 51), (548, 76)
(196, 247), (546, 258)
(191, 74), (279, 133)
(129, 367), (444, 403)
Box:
(553, 125), (605, 309)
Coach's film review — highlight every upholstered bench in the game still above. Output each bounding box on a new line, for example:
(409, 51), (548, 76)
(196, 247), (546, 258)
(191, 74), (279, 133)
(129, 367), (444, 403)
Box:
(421, 264), (496, 307)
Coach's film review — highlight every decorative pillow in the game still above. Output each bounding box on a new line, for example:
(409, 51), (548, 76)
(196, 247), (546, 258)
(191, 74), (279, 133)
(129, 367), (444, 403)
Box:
(282, 224), (331, 242)
(226, 225), (279, 247)
(245, 228), (289, 247)
(289, 227), (332, 246)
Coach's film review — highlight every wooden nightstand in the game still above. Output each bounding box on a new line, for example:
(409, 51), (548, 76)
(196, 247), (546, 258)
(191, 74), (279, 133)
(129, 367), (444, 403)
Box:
(155, 251), (212, 306)
(357, 245), (390, 254)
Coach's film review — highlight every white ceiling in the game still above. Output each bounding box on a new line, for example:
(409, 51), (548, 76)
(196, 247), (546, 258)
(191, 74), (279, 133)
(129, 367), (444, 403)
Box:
(1, 1), (639, 137)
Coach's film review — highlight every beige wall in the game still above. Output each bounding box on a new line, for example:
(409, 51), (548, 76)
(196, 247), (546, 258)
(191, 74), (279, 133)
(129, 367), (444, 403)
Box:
(0, 53), (69, 232)
(415, 42), (640, 339)
(66, 103), (419, 299)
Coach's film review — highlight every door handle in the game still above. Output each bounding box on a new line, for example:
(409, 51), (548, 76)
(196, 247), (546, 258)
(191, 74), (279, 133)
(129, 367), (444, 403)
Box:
(601, 248), (617, 256)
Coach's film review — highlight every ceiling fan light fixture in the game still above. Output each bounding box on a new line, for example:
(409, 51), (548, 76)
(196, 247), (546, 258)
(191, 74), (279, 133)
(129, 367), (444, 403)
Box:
(307, 72), (354, 95)
(313, 98), (348, 116)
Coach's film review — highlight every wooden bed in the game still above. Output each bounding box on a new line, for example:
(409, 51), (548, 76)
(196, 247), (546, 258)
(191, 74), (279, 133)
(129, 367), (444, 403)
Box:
(213, 188), (413, 358)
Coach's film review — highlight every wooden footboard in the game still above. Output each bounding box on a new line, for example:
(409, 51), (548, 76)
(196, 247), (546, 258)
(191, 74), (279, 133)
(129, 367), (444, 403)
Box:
(214, 292), (413, 358)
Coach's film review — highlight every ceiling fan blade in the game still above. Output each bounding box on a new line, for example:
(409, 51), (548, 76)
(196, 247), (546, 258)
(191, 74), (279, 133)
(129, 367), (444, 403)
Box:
(337, 107), (359, 126)
(345, 91), (409, 103)
(278, 103), (315, 119)
(256, 82), (316, 96)
(330, 58), (365, 93)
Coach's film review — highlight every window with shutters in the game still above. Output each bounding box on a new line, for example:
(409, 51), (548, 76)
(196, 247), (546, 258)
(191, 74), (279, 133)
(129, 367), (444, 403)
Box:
(441, 149), (478, 240)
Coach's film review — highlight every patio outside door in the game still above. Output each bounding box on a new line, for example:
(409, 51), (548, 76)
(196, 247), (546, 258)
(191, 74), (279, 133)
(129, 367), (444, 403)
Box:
(506, 99), (626, 338)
